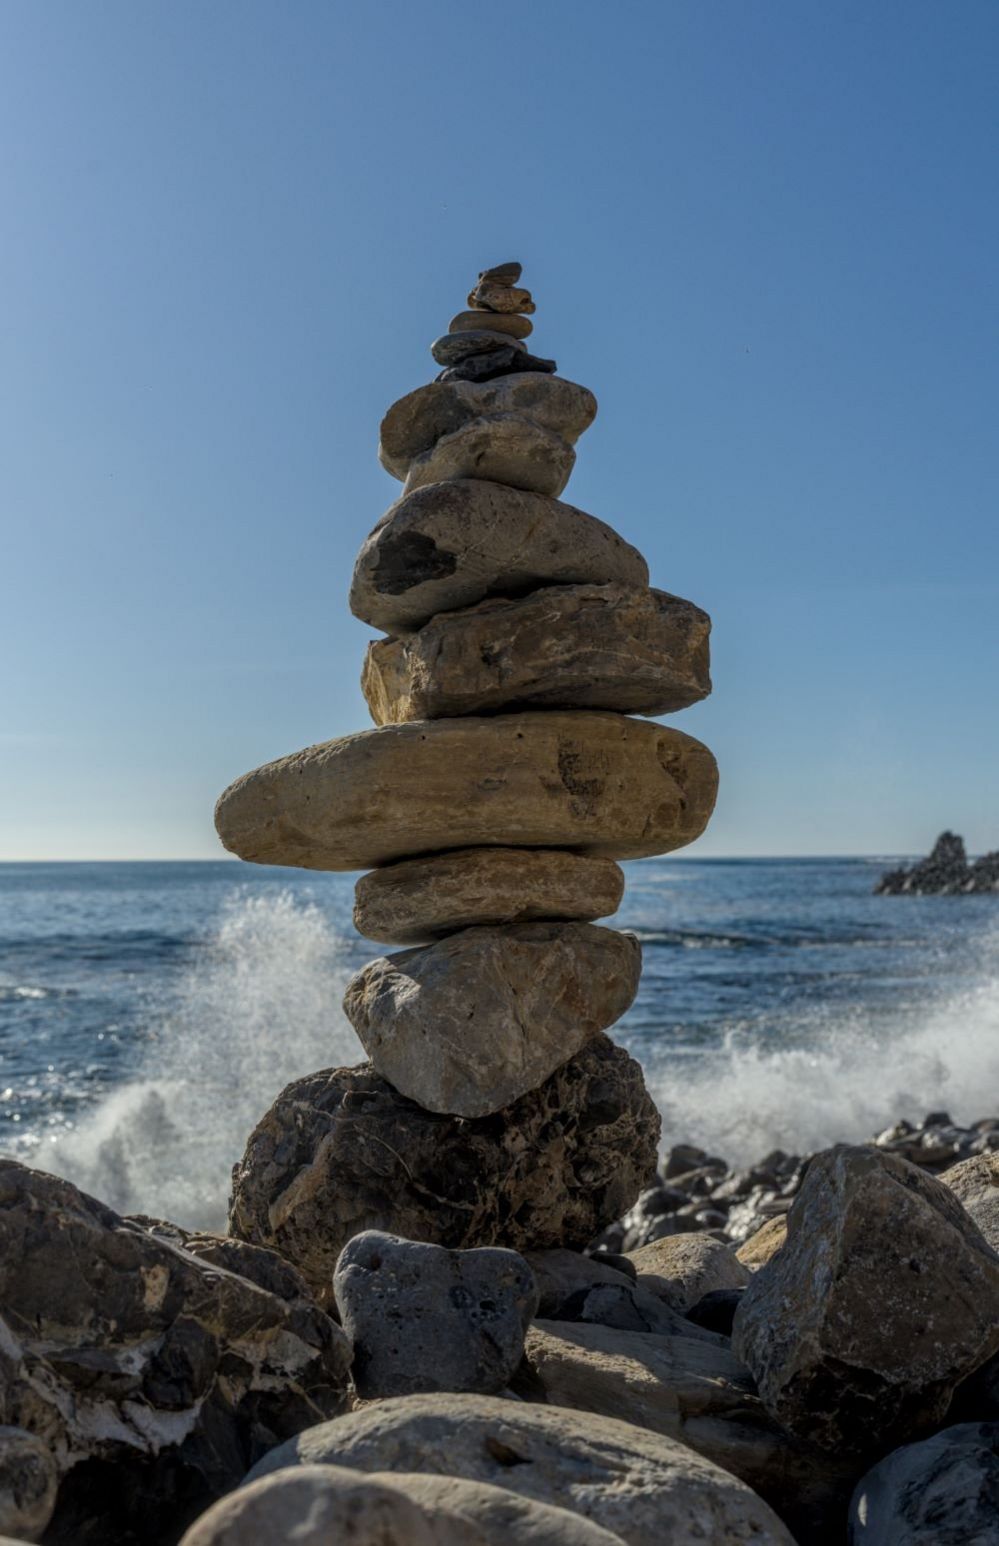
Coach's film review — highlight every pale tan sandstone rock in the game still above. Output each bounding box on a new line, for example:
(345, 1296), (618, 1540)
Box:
(343, 922), (640, 1117)
(398, 1474), (626, 1545)
(349, 480), (646, 635)
(627, 1233), (749, 1312)
(379, 376), (596, 480)
(363, 584), (711, 724)
(736, 1215), (788, 1271)
(214, 711), (718, 872)
(941, 1151), (999, 1250)
(732, 1144), (999, 1456)
(244, 1392), (798, 1546)
(353, 847), (624, 945)
(402, 416), (575, 498)
(522, 1321), (858, 1542)
(449, 309), (533, 339)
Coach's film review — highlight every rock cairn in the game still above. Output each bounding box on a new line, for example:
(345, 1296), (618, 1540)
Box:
(216, 261), (719, 1281)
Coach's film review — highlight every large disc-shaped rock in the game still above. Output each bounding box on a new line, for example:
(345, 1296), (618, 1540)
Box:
(243, 1393), (798, 1546)
(363, 584), (711, 723)
(731, 1145), (999, 1457)
(379, 376), (596, 480)
(0, 1160), (351, 1545)
(227, 1037), (660, 1309)
(342, 923), (641, 1117)
(214, 712), (719, 871)
(353, 847), (625, 945)
(402, 417), (576, 498)
(349, 480), (647, 634)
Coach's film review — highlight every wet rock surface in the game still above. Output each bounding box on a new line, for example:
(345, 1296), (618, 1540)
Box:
(333, 1231), (537, 1398)
(228, 1037), (660, 1308)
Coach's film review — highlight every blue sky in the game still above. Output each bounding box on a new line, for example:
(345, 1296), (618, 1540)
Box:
(2, 0), (996, 860)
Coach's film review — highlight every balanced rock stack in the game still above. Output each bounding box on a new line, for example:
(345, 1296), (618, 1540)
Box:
(216, 263), (720, 1293)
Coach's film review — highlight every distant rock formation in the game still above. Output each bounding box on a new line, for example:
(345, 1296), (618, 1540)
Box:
(875, 831), (999, 894)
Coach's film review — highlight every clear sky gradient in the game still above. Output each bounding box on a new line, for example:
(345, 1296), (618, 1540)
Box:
(2, 1), (996, 860)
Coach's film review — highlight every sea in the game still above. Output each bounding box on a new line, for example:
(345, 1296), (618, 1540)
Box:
(1, 858), (997, 1235)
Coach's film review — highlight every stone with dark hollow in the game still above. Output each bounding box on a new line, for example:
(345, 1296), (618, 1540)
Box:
(353, 847), (624, 945)
(214, 711), (718, 872)
(363, 585), (711, 723)
(379, 375), (597, 481)
(402, 416), (575, 498)
(243, 1393), (798, 1546)
(333, 1231), (538, 1398)
(350, 479), (647, 635)
(732, 1144), (999, 1456)
(342, 923), (641, 1117)
(227, 1036), (660, 1309)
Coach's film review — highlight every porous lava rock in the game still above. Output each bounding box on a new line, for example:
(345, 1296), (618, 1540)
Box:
(227, 1036), (660, 1310)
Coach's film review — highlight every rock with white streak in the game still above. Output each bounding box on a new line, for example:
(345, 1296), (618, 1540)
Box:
(353, 847), (624, 946)
(362, 584), (711, 723)
(343, 923), (641, 1117)
(214, 711), (718, 871)
(349, 479), (647, 635)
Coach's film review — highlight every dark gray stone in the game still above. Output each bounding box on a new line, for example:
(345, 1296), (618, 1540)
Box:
(849, 1422), (999, 1543)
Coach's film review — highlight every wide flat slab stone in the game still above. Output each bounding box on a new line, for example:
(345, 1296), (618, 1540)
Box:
(402, 416), (575, 498)
(342, 922), (641, 1117)
(379, 375), (597, 480)
(363, 584), (711, 723)
(353, 847), (624, 945)
(244, 1392), (798, 1546)
(349, 480), (647, 635)
(214, 712), (718, 872)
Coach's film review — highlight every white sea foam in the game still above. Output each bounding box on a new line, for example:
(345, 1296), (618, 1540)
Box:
(49, 892), (361, 1231)
(648, 935), (999, 1164)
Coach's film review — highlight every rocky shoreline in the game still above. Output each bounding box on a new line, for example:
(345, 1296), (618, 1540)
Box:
(876, 830), (999, 894)
(4, 267), (999, 1545)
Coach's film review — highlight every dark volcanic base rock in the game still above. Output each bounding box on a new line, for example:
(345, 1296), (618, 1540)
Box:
(0, 1160), (351, 1546)
(228, 1037), (660, 1310)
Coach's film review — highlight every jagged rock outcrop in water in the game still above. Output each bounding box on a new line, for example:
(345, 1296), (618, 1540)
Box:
(876, 830), (999, 894)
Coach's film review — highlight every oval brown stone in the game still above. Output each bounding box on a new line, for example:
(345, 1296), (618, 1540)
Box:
(214, 712), (719, 872)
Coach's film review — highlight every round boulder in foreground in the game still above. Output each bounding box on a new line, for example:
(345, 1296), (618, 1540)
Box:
(353, 846), (624, 945)
(214, 711), (718, 871)
(349, 479), (647, 634)
(243, 1393), (797, 1546)
(227, 1036), (660, 1309)
(343, 922), (641, 1117)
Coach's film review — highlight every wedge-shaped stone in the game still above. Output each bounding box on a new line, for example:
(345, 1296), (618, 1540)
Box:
(379, 376), (596, 479)
(353, 847), (624, 945)
(402, 416), (575, 498)
(363, 584), (711, 724)
(214, 712), (718, 871)
(228, 1037), (660, 1306)
(342, 923), (641, 1117)
(244, 1393), (798, 1546)
(732, 1145), (999, 1457)
(349, 480), (646, 635)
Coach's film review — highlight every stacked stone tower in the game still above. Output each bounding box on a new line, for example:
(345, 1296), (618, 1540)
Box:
(217, 263), (719, 1283)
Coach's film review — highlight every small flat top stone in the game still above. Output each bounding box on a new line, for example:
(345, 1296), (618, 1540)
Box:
(479, 261), (522, 285)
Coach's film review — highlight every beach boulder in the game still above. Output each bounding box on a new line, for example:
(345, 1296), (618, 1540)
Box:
(849, 1422), (999, 1543)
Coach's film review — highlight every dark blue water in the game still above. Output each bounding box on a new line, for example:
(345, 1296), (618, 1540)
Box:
(1, 858), (996, 1230)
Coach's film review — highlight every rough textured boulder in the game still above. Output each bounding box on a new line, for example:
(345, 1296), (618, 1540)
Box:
(379, 375), (596, 479)
(0, 1160), (351, 1546)
(333, 1231), (537, 1398)
(732, 1145), (999, 1456)
(736, 1216), (788, 1271)
(363, 585), (711, 723)
(0, 1427), (57, 1542)
(214, 711), (719, 871)
(244, 1393), (798, 1546)
(522, 1322), (857, 1543)
(353, 847), (624, 945)
(402, 417), (576, 498)
(181, 1465), (625, 1545)
(228, 1037), (660, 1309)
(349, 480), (648, 634)
(627, 1234), (749, 1312)
(941, 1151), (999, 1250)
(342, 923), (641, 1117)
(849, 1422), (999, 1543)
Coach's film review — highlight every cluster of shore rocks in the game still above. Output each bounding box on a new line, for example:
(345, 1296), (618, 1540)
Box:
(876, 829), (999, 894)
(6, 268), (999, 1545)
